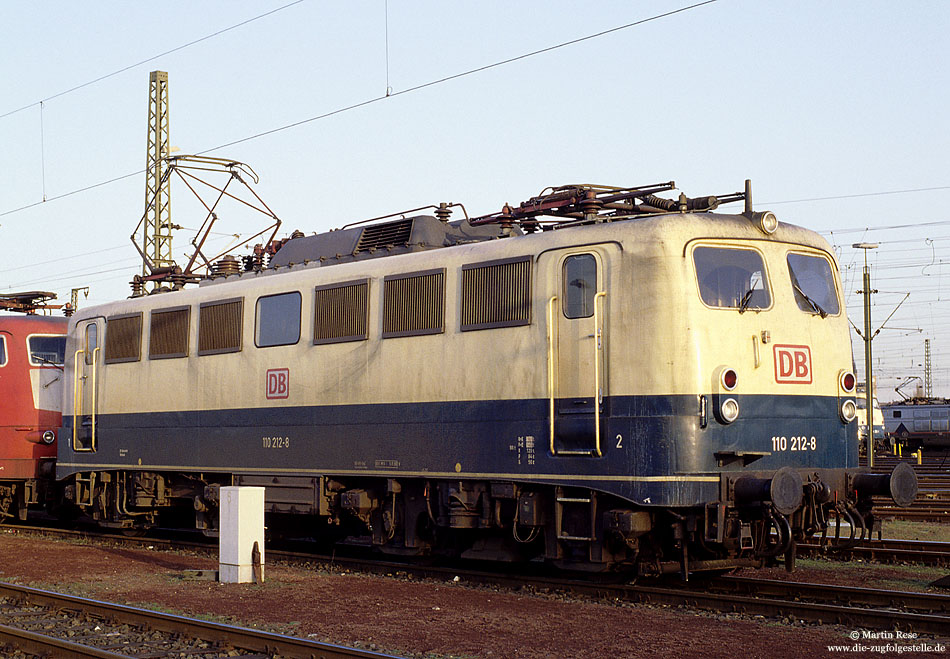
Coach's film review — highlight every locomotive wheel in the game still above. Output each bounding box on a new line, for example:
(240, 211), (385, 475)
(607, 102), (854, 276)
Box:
(121, 528), (148, 537)
(0, 488), (14, 525)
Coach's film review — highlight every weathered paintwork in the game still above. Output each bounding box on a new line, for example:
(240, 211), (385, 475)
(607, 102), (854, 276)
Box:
(57, 210), (857, 507)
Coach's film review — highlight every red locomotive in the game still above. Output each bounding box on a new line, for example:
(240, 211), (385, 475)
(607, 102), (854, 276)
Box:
(0, 292), (67, 522)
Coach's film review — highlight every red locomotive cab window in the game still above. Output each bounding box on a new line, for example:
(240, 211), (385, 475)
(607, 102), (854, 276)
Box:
(28, 335), (66, 366)
(85, 324), (98, 365)
(0, 335), (6, 366)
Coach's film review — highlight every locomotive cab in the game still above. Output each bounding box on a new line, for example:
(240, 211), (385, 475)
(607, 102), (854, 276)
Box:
(0, 314), (67, 522)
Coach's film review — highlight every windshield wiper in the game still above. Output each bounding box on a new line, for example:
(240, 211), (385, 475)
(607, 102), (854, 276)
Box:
(792, 282), (828, 318)
(31, 354), (64, 370)
(738, 289), (755, 314)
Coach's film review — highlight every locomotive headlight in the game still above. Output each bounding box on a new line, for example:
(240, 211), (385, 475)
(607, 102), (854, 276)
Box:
(839, 370), (856, 393)
(720, 398), (740, 423)
(42, 430), (56, 444)
(748, 210), (779, 235)
(840, 399), (857, 423)
(759, 211), (778, 234)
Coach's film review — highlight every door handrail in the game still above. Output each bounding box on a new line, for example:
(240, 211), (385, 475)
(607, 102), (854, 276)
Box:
(72, 349), (84, 451)
(72, 346), (99, 452)
(547, 295), (558, 455)
(593, 291), (607, 457)
(90, 346), (99, 451)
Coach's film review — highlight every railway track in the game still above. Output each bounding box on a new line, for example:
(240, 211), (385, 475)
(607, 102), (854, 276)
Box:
(3, 525), (949, 653)
(798, 537), (950, 565)
(10, 521), (950, 570)
(874, 507), (950, 522)
(636, 579), (950, 636)
(313, 562), (950, 638)
(0, 582), (397, 659)
(863, 454), (950, 521)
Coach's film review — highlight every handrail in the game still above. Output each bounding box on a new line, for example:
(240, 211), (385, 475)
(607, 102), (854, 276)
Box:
(90, 346), (99, 451)
(72, 349), (84, 451)
(593, 291), (607, 457)
(547, 296), (558, 455)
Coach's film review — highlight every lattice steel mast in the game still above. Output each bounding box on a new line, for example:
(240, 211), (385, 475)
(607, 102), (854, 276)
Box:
(924, 338), (932, 398)
(142, 71), (174, 281)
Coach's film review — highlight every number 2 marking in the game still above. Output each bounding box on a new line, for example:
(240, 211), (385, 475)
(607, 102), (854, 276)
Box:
(616, 434), (623, 449)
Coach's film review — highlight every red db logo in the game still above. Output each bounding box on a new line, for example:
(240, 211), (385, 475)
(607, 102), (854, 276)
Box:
(266, 368), (289, 399)
(773, 345), (812, 384)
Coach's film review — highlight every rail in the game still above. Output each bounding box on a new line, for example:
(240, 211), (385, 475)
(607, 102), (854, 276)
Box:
(0, 581), (399, 658)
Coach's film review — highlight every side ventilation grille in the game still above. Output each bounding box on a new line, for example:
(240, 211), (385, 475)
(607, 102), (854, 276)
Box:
(355, 219), (414, 252)
(198, 299), (244, 355)
(149, 307), (190, 359)
(104, 314), (143, 363)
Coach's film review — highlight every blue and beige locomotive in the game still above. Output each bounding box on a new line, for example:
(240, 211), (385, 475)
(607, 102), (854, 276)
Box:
(56, 180), (916, 576)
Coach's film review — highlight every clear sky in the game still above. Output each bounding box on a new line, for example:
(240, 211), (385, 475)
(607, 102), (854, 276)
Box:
(2, 1), (949, 398)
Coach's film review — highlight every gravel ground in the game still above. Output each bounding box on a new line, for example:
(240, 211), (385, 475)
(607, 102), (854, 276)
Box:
(0, 530), (946, 658)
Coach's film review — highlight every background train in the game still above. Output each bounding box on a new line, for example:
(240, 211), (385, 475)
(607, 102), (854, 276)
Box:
(10, 181), (919, 578)
(883, 398), (950, 450)
(0, 306), (67, 522)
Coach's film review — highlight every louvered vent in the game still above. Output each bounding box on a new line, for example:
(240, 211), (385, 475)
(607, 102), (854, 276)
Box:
(382, 269), (444, 338)
(314, 279), (369, 344)
(104, 313), (143, 363)
(461, 257), (532, 331)
(355, 219), (414, 252)
(149, 307), (190, 359)
(198, 298), (243, 355)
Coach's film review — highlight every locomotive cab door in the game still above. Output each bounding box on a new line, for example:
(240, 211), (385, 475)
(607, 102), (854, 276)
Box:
(543, 247), (614, 456)
(72, 318), (102, 451)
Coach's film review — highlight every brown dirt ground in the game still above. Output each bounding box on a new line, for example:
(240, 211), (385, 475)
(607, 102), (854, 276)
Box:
(0, 530), (946, 658)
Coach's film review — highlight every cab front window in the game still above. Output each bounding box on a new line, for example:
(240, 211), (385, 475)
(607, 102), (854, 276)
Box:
(693, 246), (770, 311)
(787, 252), (840, 316)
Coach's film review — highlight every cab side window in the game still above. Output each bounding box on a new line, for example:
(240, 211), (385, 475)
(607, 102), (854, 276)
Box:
(563, 254), (597, 319)
(29, 335), (66, 365)
(0, 336), (6, 366)
(85, 324), (98, 365)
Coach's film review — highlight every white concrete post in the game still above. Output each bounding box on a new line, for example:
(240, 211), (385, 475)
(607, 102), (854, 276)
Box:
(219, 486), (265, 583)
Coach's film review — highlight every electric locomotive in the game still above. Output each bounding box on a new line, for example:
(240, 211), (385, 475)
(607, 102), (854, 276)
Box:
(0, 299), (67, 522)
(883, 398), (950, 450)
(56, 181), (916, 577)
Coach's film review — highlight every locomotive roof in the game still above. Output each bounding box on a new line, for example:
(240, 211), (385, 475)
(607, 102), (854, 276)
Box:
(269, 214), (516, 269)
(66, 204), (837, 330)
(261, 181), (832, 272)
(264, 207), (832, 270)
(0, 313), (68, 330)
(76, 181), (836, 318)
(882, 398), (950, 407)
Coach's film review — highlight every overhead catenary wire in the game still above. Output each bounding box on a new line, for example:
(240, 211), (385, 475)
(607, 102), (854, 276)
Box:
(764, 185), (950, 207)
(0, 0), (307, 121)
(0, 0), (717, 219)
